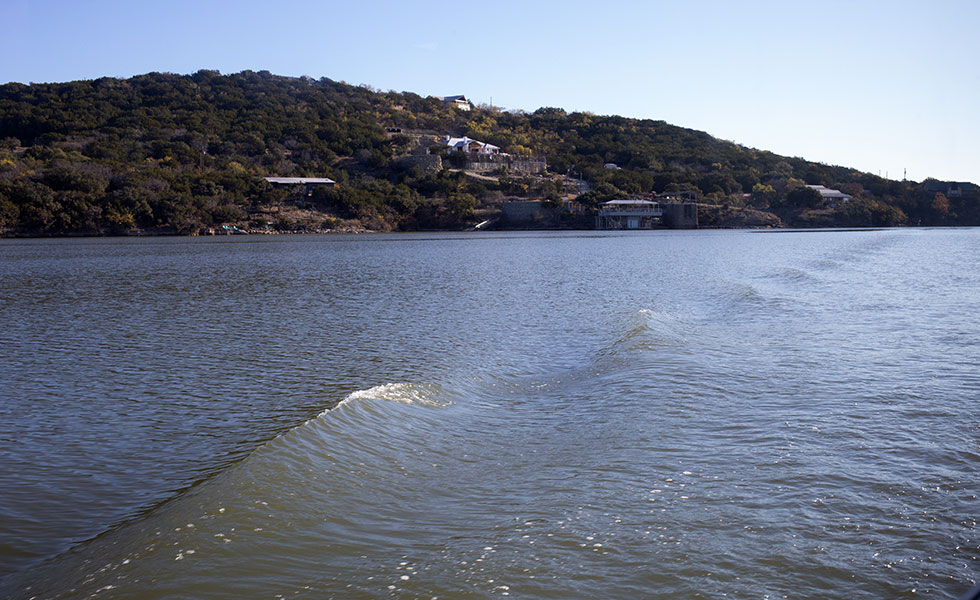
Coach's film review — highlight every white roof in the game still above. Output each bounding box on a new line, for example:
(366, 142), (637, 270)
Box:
(264, 177), (335, 185)
(602, 199), (658, 205)
(445, 136), (471, 148)
(444, 136), (499, 151)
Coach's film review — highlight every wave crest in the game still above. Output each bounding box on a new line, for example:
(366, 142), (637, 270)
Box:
(333, 382), (451, 411)
(612, 308), (689, 351)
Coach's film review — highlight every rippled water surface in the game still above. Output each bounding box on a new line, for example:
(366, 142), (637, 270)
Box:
(0, 229), (977, 599)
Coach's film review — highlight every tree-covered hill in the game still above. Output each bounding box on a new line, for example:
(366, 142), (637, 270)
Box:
(0, 70), (975, 235)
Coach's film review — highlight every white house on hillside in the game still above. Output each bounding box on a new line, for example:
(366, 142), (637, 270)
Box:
(437, 95), (472, 111)
(443, 135), (501, 155)
(805, 185), (853, 206)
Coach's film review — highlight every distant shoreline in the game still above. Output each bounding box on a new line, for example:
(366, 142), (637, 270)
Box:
(1, 224), (927, 240)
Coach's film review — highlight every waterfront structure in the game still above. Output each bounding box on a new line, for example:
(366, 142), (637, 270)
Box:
(661, 201), (699, 229)
(596, 199), (663, 229)
(501, 201), (559, 227)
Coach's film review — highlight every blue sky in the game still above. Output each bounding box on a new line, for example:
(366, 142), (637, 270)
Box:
(3, 0), (978, 184)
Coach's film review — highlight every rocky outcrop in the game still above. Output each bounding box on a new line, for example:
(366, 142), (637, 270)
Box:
(697, 204), (784, 228)
(393, 154), (443, 173)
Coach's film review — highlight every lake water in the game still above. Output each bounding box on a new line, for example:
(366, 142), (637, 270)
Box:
(0, 229), (977, 599)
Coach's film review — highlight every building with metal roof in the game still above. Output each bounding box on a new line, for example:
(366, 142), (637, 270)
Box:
(264, 177), (336, 197)
(264, 177), (336, 185)
(805, 185), (852, 206)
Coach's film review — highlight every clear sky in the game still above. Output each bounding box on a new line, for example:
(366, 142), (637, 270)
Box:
(3, 0), (978, 184)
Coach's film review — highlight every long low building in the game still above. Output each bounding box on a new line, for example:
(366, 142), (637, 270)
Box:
(264, 177), (336, 196)
(805, 185), (852, 206)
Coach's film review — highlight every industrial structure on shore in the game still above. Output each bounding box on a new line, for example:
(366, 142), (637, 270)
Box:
(499, 193), (698, 230)
(594, 193), (698, 230)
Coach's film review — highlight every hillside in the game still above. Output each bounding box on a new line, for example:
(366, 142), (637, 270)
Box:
(0, 70), (976, 235)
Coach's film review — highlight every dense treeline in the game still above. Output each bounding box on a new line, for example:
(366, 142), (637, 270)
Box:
(0, 70), (975, 234)
(488, 108), (976, 227)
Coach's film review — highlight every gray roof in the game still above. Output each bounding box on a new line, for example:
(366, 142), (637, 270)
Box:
(924, 180), (975, 192)
(264, 177), (335, 185)
(805, 185), (851, 199)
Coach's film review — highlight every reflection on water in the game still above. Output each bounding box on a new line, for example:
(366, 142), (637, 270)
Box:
(0, 230), (977, 598)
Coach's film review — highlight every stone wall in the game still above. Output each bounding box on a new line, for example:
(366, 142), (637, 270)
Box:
(500, 201), (559, 226)
(393, 154), (443, 173)
(663, 203), (699, 229)
(466, 156), (547, 174)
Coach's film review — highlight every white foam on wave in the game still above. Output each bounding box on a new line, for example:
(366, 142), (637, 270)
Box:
(249, 383), (452, 456)
(330, 382), (451, 413)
